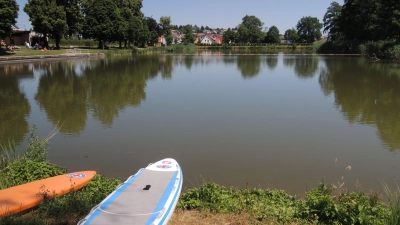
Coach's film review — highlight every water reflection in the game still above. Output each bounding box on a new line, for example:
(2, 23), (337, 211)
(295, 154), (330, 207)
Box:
(294, 56), (320, 79)
(35, 61), (89, 134)
(237, 55), (261, 78)
(1, 53), (400, 153)
(0, 65), (32, 144)
(319, 57), (400, 151)
(266, 56), (278, 71)
(35, 56), (165, 133)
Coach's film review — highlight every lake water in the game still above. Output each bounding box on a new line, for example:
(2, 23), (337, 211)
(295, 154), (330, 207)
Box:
(1, 51), (399, 195)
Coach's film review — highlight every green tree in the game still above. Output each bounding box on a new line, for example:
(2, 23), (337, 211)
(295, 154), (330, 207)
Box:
(114, 0), (144, 48)
(296, 16), (323, 43)
(146, 17), (159, 46)
(159, 16), (172, 45)
(0, 0), (19, 41)
(82, 0), (123, 48)
(323, 1), (342, 41)
(265, 26), (280, 43)
(222, 28), (237, 43)
(136, 18), (150, 47)
(24, 0), (67, 48)
(182, 25), (195, 44)
(379, 0), (400, 40)
(64, 0), (84, 38)
(193, 24), (199, 32)
(237, 15), (264, 43)
(284, 28), (299, 43)
(337, 0), (382, 41)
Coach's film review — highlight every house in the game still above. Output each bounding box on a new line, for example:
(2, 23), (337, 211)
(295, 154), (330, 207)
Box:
(4, 28), (32, 45)
(200, 35), (215, 45)
(214, 35), (223, 44)
(154, 35), (166, 47)
(171, 30), (182, 44)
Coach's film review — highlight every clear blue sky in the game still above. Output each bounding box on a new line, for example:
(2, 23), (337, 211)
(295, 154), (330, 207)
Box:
(16, 0), (342, 33)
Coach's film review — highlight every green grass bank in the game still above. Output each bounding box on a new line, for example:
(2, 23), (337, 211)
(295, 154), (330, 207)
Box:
(0, 126), (399, 224)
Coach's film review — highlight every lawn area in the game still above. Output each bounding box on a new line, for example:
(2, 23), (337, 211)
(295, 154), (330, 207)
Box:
(0, 46), (107, 57)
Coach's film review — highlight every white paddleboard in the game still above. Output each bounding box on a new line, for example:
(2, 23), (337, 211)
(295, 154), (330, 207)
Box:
(78, 158), (182, 225)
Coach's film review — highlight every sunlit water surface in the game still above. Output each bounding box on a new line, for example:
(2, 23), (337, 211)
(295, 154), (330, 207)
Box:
(1, 51), (399, 195)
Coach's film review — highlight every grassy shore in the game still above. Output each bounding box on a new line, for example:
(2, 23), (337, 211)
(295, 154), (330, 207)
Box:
(1, 126), (399, 224)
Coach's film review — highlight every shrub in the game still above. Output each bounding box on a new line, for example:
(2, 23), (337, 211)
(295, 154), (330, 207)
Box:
(359, 40), (400, 59)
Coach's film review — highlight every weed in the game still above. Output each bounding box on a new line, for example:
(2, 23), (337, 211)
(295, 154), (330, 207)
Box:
(382, 181), (400, 225)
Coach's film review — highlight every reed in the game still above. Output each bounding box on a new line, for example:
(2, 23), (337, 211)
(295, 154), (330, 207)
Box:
(381, 181), (400, 225)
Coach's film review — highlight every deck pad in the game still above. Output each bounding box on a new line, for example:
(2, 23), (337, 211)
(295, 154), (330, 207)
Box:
(79, 158), (182, 225)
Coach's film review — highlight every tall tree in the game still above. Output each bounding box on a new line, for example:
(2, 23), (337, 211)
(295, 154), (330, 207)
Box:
(265, 26), (280, 43)
(114, 0), (144, 48)
(323, 1), (342, 41)
(222, 28), (237, 43)
(284, 28), (299, 43)
(182, 24), (195, 44)
(337, 0), (382, 41)
(82, 0), (123, 48)
(64, 0), (84, 38)
(0, 0), (19, 41)
(159, 16), (172, 45)
(237, 15), (264, 43)
(379, 0), (400, 40)
(146, 17), (159, 46)
(296, 16), (323, 43)
(24, 0), (67, 48)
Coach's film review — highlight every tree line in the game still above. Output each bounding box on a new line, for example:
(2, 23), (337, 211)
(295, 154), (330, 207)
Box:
(222, 15), (322, 44)
(1, 0), (174, 49)
(1, 0), (399, 49)
(222, 0), (399, 45)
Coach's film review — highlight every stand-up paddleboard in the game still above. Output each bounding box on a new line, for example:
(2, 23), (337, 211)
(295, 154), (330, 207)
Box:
(78, 158), (182, 225)
(0, 171), (96, 217)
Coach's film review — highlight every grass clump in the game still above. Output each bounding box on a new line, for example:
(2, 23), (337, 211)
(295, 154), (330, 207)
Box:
(178, 182), (394, 224)
(0, 125), (65, 189)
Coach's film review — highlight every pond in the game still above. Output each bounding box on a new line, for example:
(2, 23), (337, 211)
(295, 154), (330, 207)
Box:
(1, 51), (399, 195)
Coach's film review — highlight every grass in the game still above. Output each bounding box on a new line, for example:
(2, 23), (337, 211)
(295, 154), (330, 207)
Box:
(1, 125), (399, 224)
(0, 46), (128, 57)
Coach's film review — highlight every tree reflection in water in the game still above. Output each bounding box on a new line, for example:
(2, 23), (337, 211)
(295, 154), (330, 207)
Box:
(0, 64), (32, 145)
(319, 57), (400, 151)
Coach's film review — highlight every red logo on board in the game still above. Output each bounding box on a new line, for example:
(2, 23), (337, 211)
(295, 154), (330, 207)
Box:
(157, 165), (171, 169)
(162, 161), (172, 164)
(67, 173), (86, 178)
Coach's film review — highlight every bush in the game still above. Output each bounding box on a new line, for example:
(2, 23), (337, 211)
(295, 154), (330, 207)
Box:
(317, 40), (361, 54)
(359, 40), (400, 60)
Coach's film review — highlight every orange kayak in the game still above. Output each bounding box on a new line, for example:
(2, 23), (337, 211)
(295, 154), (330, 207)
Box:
(0, 171), (96, 217)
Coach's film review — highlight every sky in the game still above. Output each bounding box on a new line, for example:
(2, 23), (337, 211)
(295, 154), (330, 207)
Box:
(16, 0), (343, 33)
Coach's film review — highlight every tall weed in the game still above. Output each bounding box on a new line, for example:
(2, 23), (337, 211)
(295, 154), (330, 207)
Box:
(382, 181), (400, 225)
(0, 125), (64, 189)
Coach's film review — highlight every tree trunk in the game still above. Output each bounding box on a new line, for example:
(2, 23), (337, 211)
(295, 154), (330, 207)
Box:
(98, 40), (104, 49)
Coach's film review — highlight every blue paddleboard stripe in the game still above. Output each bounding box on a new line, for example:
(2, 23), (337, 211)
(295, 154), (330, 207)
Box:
(83, 169), (145, 224)
(146, 170), (179, 225)
(158, 168), (183, 225)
